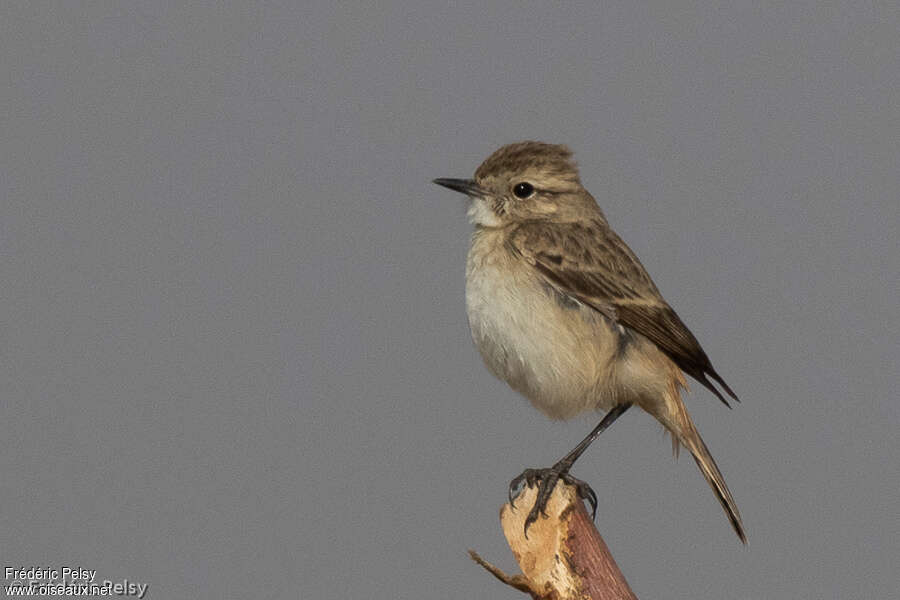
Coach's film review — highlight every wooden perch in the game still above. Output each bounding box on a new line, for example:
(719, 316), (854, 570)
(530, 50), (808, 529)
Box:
(470, 482), (637, 600)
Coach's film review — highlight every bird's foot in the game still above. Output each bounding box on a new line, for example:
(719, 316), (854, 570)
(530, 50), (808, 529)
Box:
(508, 464), (597, 536)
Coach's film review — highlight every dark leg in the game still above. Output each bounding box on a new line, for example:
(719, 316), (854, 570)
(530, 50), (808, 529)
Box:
(509, 403), (632, 535)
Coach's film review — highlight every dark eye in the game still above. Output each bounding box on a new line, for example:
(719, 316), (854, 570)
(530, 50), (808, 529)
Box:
(513, 182), (534, 198)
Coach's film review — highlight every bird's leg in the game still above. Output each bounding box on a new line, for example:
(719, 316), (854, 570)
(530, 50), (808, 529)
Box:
(509, 403), (632, 535)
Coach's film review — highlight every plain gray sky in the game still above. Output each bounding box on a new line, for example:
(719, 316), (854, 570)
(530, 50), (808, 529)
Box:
(1, 2), (898, 599)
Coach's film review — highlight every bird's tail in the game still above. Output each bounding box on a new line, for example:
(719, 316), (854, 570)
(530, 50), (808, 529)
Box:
(671, 415), (747, 543)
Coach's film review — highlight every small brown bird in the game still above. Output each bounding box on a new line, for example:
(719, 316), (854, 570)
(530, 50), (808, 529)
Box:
(434, 141), (746, 542)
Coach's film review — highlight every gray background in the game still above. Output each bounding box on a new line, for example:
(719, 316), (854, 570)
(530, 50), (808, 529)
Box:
(1, 2), (898, 599)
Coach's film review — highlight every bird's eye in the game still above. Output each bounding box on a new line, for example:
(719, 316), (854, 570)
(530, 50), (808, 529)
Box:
(513, 182), (534, 198)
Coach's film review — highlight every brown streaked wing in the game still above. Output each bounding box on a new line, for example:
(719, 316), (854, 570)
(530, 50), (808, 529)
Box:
(510, 220), (738, 407)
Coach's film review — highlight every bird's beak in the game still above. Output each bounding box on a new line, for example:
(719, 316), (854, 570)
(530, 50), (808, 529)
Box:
(432, 178), (485, 197)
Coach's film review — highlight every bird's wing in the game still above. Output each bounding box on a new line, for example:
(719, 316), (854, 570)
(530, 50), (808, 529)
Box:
(509, 220), (738, 407)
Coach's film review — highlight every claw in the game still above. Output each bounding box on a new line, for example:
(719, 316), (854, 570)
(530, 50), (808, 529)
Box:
(523, 512), (537, 538)
(559, 473), (598, 520)
(510, 465), (599, 536)
(508, 472), (527, 509)
(581, 484), (598, 520)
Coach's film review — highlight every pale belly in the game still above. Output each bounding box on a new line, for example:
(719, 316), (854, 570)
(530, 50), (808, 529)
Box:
(465, 241), (631, 419)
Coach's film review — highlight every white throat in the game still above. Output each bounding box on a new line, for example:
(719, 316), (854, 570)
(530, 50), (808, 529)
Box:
(467, 198), (503, 227)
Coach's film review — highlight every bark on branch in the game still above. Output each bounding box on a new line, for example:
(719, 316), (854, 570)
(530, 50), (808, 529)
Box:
(470, 483), (637, 599)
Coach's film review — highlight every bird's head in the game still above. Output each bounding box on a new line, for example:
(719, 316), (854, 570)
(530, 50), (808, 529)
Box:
(433, 141), (600, 227)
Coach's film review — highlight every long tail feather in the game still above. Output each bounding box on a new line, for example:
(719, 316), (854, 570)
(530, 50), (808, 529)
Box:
(676, 423), (747, 543)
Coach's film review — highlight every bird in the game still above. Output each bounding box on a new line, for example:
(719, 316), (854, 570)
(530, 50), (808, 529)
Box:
(433, 141), (746, 542)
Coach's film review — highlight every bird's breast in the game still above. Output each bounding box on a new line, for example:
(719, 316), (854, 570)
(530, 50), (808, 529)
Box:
(465, 230), (625, 419)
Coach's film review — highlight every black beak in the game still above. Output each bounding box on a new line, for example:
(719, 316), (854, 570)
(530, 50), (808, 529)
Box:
(432, 178), (484, 197)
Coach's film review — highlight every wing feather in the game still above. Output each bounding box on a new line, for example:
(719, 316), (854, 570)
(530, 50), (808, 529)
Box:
(510, 220), (738, 407)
